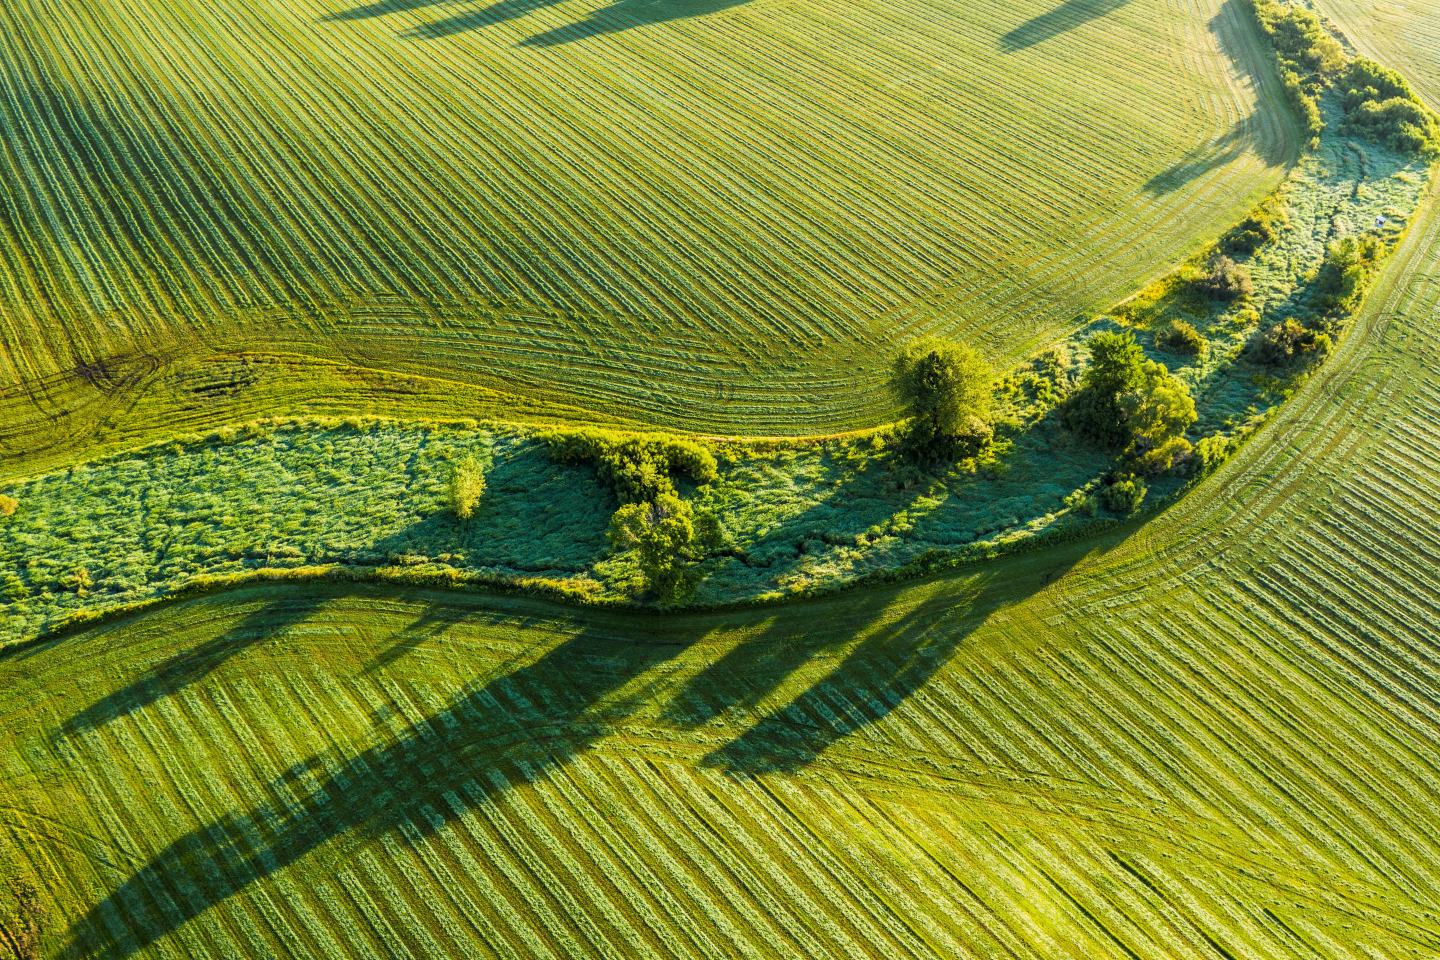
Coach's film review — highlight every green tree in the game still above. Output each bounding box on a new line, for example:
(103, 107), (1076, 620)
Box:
(1068, 331), (1196, 456)
(608, 494), (717, 600)
(446, 455), (486, 521)
(891, 337), (996, 460)
(1120, 360), (1198, 451)
(1066, 330), (1145, 448)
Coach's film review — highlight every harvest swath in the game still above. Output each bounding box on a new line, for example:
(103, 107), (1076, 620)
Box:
(0, 0), (1289, 452)
(5, 0), (1440, 956)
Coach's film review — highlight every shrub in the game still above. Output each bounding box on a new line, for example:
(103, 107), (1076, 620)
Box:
(1155, 319), (1207, 358)
(1195, 255), (1254, 302)
(1133, 436), (1194, 476)
(1101, 474), (1148, 515)
(891, 337), (996, 461)
(446, 455), (486, 520)
(0, 495), (15, 518)
(1313, 234), (1384, 316)
(1063, 486), (1099, 517)
(1254, 317), (1332, 364)
(1341, 58), (1440, 156)
(541, 428), (718, 502)
(1195, 433), (1238, 473)
(63, 567), (92, 595)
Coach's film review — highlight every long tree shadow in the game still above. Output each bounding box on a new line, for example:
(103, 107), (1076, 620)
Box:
(60, 613), (696, 959)
(319, 0), (452, 21)
(399, 0), (564, 38)
(698, 554), (1081, 774)
(61, 522), (1097, 957)
(323, 0), (753, 43)
(998, 0), (1132, 52)
(1145, 1), (1301, 194)
(515, 0), (751, 46)
(60, 593), (327, 738)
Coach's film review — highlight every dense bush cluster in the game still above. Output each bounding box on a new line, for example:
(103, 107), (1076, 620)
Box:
(542, 427), (720, 601)
(1314, 234), (1384, 315)
(1195, 255), (1254, 303)
(1255, 318), (1332, 364)
(541, 428), (718, 503)
(1066, 332), (1197, 464)
(1341, 59), (1440, 157)
(891, 337), (996, 462)
(1100, 474), (1148, 516)
(1155, 319), (1207, 357)
(1250, 0), (1343, 147)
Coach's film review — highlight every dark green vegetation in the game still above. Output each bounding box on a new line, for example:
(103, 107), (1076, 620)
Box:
(3, 0), (1440, 956)
(890, 337), (997, 461)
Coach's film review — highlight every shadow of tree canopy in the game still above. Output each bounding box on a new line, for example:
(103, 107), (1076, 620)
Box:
(1144, 1), (1300, 195)
(60, 593), (327, 737)
(58, 539), (1092, 958)
(59, 613), (694, 959)
(998, 0), (1132, 52)
(322, 0), (754, 45)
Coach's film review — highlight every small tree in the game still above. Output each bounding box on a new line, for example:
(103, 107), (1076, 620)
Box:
(608, 494), (716, 601)
(0, 496), (15, 518)
(1066, 330), (1145, 448)
(1120, 360), (1198, 451)
(447, 455), (486, 521)
(891, 338), (996, 460)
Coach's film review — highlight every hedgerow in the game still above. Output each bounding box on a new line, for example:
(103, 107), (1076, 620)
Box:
(540, 428), (718, 503)
(1250, 0), (1344, 148)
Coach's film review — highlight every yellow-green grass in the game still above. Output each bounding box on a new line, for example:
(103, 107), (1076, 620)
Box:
(0, 0), (1295, 461)
(8, 162), (1440, 958)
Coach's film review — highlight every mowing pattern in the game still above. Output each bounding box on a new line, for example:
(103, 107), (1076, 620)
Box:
(0, 0), (1290, 437)
(6, 190), (1440, 957)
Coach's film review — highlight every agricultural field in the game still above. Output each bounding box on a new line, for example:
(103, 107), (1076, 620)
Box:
(5, 0), (1440, 956)
(7, 179), (1440, 953)
(0, 0), (1294, 456)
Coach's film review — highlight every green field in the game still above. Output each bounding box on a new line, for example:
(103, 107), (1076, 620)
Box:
(9, 190), (1440, 951)
(0, 0), (1294, 456)
(5, 0), (1440, 955)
